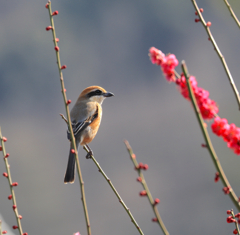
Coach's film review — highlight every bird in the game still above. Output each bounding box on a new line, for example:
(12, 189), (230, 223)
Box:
(64, 86), (114, 184)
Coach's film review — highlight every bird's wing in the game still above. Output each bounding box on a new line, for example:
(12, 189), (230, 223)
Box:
(67, 106), (98, 140)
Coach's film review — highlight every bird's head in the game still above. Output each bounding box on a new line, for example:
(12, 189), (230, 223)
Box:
(79, 86), (114, 104)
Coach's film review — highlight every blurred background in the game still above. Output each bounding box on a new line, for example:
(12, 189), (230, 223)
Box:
(1, 0), (240, 234)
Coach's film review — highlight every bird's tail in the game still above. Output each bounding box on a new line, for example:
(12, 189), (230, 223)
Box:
(64, 141), (79, 184)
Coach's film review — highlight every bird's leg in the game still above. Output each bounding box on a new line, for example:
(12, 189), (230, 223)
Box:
(84, 144), (94, 159)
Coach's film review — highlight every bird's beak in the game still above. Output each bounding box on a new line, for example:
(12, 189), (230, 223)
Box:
(103, 92), (114, 97)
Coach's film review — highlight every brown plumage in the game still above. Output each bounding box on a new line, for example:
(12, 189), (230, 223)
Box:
(64, 86), (114, 183)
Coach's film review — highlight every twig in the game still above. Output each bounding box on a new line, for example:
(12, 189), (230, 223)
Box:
(83, 145), (144, 235)
(0, 127), (24, 235)
(223, 0), (240, 29)
(231, 209), (240, 235)
(124, 140), (169, 235)
(191, 0), (240, 110)
(46, 2), (91, 234)
(181, 61), (240, 211)
(59, 113), (68, 124)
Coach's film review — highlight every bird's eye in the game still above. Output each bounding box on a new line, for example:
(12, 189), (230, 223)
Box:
(95, 89), (102, 95)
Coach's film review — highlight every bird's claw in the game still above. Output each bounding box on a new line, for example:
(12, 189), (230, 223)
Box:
(85, 150), (93, 159)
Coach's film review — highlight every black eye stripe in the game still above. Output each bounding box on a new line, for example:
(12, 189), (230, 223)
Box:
(87, 90), (102, 97)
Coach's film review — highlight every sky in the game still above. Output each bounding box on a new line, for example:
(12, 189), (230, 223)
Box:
(1, 0), (240, 235)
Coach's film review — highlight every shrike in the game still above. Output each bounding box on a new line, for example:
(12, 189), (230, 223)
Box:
(64, 86), (114, 183)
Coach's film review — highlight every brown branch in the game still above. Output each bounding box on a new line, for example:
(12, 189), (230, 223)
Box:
(181, 61), (240, 211)
(191, 0), (240, 110)
(46, 2), (91, 234)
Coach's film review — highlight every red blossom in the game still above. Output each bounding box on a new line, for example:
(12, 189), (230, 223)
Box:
(12, 226), (18, 229)
(18, 215), (22, 219)
(55, 38), (59, 42)
(176, 74), (218, 119)
(214, 172), (220, 182)
(149, 47), (165, 66)
(223, 186), (231, 194)
(71, 149), (75, 154)
(206, 22), (212, 27)
(227, 210), (232, 215)
(154, 198), (160, 205)
(227, 216), (235, 223)
(12, 182), (18, 187)
(200, 8), (204, 12)
(195, 19), (200, 22)
(152, 218), (158, 222)
(136, 177), (142, 182)
(138, 162), (144, 169)
(12, 205), (17, 210)
(211, 117), (228, 136)
(23, 233), (28, 235)
(46, 26), (52, 31)
(4, 153), (9, 158)
(0, 146), (2, 151)
(235, 213), (240, 218)
(66, 100), (71, 105)
(52, 11), (58, 16)
(2, 137), (7, 142)
(148, 47), (178, 82)
(161, 54), (178, 82)
(8, 195), (12, 200)
(45, 3), (49, 9)
(2, 231), (7, 234)
(131, 154), (136, 159)
(3, 172), (8, 177)
(233, 229), (238, 234)
(61, 65), (67, 69)
(55, 46), (59, 51)
(139, 190), (147, 196)
(143, 164), (148, 170)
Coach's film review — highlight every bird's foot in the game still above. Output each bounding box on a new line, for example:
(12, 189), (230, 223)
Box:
(85, 150), (93, 159)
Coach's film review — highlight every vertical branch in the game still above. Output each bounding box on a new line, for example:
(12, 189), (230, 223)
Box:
(181, 61), (240, 211)
(223, 0), (240, 29)
(0, 128), (24, 235)
(124, 140), (169, 235)
(46, 2), (91, 234)
(191, 0), (240, 109)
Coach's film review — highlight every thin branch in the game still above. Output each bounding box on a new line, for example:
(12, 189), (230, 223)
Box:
(191, 0), (240, 110)
(231, 210), (240, 235)
(224, 0), (240, 29)
(124, 140), (169, 235)
(181, 61), (240, 211)
(83, 145), (144, 235)
(59, 113), (68, 124)
(0, 128), (24, 235)
(46, 2), (91, 234)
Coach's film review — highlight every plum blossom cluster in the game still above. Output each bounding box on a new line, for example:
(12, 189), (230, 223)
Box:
(149, 47), (178, 82)
(149, 47), (218, 120)
(211, 117), (240, 154)
(149, 46), (240, 156)
(226, 210), (240, 234)
(176, 74), (218, 120)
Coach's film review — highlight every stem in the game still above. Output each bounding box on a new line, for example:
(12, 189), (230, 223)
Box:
(0, 128), (23, 235)
(223, 0), (240, 29)
(83, 146), (144, 235)
(231, 210), (240, 235)
(191, 0), (240, 110)
(181, 61), (240, 211)
(124, 140), (169, 235)
(46, 2), (91, 234)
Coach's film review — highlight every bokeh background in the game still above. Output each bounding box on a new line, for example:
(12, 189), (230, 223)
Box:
(1, 0), (240, 234)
